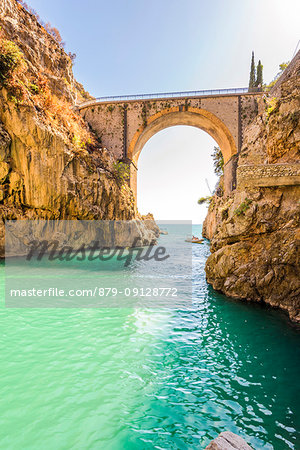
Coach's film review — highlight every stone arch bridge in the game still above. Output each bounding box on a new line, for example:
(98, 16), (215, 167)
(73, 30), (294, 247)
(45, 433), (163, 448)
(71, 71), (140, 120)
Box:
(77, 88), (263, 198)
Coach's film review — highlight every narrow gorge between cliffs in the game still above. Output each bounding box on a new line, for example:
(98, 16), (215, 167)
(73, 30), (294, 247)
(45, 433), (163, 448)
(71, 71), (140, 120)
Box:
(0, 0), (299, 449)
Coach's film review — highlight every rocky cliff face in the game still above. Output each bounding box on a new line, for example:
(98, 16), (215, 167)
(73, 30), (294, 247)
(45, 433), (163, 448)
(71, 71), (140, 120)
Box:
(203, 52), (300, 322)
(0, 0), (157, 256)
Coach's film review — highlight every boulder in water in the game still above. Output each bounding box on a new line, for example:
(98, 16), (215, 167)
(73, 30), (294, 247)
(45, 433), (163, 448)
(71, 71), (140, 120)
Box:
(205, 431), (253, 449)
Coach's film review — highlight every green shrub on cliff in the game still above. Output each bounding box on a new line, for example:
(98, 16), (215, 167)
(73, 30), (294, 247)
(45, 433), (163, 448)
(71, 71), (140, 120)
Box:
(198, 147), (224, 208)
(233, 198), (252, 216)
(198, 196), (212, 205)
(112, 161), (130, 186)
(0, 35), (25, 86)
(212, 146), (224, 176)
(0, 33), (28, 103)
(265, 62), (289, 91)
(265, 97), (279, 121)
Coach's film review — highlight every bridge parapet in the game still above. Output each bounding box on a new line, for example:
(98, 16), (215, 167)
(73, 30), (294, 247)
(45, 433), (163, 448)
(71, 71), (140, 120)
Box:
(77, 87), (263, 109)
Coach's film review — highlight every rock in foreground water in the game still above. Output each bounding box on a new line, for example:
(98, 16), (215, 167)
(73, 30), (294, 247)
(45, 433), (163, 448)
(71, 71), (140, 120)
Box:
(205, 431), (253, 449)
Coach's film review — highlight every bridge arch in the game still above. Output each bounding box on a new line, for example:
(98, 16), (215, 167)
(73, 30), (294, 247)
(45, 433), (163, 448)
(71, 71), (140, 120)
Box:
(127, 107), (238, 199)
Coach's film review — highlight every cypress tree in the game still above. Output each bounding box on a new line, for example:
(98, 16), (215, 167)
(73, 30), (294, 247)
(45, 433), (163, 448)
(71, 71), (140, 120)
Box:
(256, 60), (263, 89)
(248, 51), (256, 91)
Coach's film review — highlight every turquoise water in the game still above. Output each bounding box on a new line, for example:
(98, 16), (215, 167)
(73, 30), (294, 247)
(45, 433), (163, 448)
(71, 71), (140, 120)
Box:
(0, 225), (299, 449)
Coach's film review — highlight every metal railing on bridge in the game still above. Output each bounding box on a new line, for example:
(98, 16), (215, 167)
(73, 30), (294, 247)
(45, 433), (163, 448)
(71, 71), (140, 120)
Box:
(77, 87), (263, 108)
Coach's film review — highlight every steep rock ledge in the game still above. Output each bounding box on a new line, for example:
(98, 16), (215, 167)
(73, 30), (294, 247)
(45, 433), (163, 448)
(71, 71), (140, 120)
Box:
(203, 52), (300, 322)
(0, 0), (157, 256)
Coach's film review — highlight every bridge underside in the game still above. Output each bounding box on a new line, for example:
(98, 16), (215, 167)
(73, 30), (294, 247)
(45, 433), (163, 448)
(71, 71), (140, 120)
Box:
(79, 92), (261, 199)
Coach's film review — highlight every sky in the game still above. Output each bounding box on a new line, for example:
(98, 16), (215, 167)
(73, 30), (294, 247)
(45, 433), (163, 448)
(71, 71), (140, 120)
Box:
(26, 0), (300, 222)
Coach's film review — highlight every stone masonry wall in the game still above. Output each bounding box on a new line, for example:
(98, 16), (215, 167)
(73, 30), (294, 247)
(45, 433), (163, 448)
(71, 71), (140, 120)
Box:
(237, 163), (300, 188)
(80, 93), (262, 161)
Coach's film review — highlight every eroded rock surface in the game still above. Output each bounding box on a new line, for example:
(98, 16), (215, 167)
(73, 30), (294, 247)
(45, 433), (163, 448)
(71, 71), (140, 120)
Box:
(0, 0), (158, 255)
(203, 52), (300, 322)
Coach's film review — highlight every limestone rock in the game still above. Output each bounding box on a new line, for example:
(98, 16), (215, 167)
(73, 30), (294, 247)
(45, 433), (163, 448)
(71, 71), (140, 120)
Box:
(205, 431), (253, 450)
(5, 219), (159, 258)
(0, 0), (157, 254)
(0, 0), (90, 104)
(139, 213), (161, 238)
(203, 51), (300, 322)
